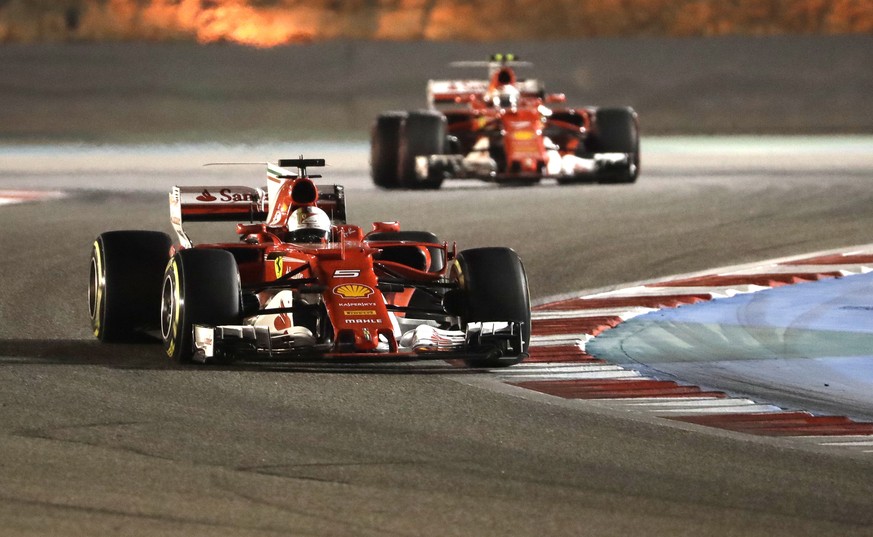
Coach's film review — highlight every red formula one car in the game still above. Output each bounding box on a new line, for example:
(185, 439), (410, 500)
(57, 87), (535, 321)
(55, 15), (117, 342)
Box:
(371, 54), (640, 189)
(88, 158), (530, 367)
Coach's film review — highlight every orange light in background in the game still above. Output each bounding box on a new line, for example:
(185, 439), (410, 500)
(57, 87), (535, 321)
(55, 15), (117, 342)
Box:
(140, 0), (311, 47)
(15, 0), (870, 45)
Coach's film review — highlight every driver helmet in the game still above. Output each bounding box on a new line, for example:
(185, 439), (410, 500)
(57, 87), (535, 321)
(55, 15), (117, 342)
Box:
(286, 206), (331, 243)
(491, 85), (519, 110)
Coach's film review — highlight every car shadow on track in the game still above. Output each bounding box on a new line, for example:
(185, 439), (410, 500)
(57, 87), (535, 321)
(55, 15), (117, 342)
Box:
(0, 339), (485, 375)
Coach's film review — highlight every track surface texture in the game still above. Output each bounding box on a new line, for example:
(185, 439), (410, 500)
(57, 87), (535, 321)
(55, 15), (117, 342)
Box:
(1, 138), (873, 535)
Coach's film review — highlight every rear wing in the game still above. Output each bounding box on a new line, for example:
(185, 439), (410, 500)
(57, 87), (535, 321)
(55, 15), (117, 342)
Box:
(170, 182), (346, 247)
(427, 79), (545, 107)
(170, 185), (267, 224)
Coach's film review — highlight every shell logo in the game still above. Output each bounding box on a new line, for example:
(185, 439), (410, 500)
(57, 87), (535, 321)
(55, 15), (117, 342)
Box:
(333, 284), (374, 299)
(512, 130), (535, 140)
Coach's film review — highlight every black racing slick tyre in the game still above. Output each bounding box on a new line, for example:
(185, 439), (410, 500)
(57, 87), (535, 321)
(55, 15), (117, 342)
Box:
(89, 230), (173, 342)
(160, 249), (241, 363)
(398, 111), (446, 190)
(582, 107), (640, 184)
(450, 247), (531, 368)
(370, 112), (405, 189)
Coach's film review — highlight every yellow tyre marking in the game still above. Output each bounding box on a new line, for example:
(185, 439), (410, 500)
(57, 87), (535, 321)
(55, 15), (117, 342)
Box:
(165, 260), (181, 358)
(91, 240), (103, 337)
(452, 259), (465, 287)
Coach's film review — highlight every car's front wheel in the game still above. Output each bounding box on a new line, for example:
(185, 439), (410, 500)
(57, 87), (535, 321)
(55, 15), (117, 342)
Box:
(581, 107), (640, 184)
(449, 247), (531, 367)
(161, 248), (241, 363)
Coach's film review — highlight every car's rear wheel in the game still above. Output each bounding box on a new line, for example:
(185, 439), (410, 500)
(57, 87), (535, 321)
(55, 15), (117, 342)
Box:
(89, 230), (173, 342)
(398, 110), (446, 190)
(370, 112), (405, 189)
(580, 107), (640, 184)
(450, 247), (530, 367)
(161, 248), (241, 363)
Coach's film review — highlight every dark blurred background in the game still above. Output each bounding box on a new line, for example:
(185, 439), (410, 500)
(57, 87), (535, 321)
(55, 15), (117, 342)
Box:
(1, 1), (870, 142)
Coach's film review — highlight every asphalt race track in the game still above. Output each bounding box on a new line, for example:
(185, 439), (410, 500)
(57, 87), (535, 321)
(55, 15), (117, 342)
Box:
(2, 138), (873, 536)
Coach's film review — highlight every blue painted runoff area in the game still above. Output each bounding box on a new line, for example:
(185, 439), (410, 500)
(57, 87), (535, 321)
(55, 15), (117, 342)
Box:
(587, 272), (873, 419)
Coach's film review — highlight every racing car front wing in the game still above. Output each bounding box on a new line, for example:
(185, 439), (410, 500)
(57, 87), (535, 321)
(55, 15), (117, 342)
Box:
(416, 152), (632, 182)
(191, 321), (525, 363)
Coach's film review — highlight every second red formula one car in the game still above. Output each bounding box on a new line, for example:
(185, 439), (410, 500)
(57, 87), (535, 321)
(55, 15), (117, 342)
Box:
(89, 158), (530, 367)
(371, 54), (640, 189)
